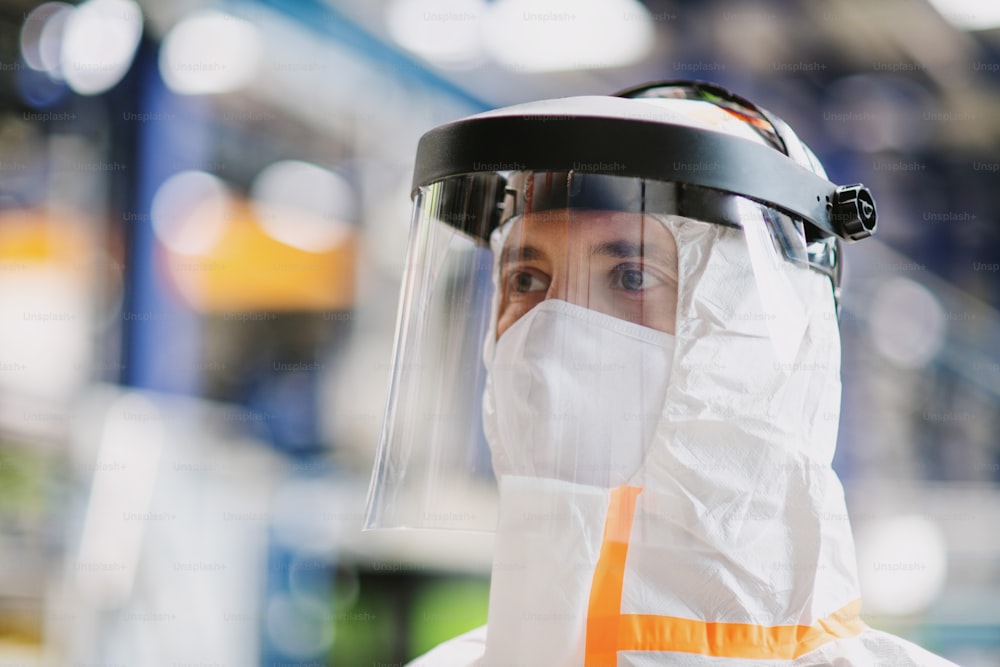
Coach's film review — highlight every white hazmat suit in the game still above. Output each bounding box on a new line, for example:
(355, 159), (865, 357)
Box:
(363, 82), (956, 666)
(409, 211), (957, 666)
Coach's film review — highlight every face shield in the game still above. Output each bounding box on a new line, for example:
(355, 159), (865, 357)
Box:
(365, 82), (877, 532)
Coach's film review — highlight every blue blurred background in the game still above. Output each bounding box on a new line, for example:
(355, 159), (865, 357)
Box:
(0, 0), (997, 664)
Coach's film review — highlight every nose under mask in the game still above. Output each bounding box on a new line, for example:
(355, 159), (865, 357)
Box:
(482, 299), (675, 487)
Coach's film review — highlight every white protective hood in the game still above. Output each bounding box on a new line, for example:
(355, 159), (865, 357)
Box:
(409, 214), (957, 666)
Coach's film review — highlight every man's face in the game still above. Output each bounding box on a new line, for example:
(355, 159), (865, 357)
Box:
(497, 209), (679, 338)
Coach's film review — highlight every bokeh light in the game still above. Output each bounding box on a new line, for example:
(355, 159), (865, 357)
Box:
(151, 171), (231, 256)
(159, 10), (261, 95)
(483, 0), (654, 72)
(20, 2), (74, 76)
(60, 0), (143, 95)
(251, 160), (355, 253)
(855, 515), (948, 616)
(868, 277), (947, 369)
(926, 0), (1000, 31)
(385, 0), (486, 69)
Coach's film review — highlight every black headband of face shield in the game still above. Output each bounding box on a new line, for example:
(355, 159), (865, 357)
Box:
(412, 87), (877, 244)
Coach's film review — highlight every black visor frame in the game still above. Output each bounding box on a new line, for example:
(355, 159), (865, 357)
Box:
(412, 88), (876, 244)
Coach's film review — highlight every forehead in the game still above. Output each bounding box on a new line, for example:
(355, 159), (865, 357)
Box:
(503, 209), (675, 247)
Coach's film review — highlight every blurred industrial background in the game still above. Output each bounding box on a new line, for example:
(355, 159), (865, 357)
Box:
(0, 0), (997, 664)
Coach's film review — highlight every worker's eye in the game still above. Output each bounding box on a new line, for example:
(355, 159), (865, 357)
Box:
(609, 263), (663, 292)
(505, 269), (548, 294)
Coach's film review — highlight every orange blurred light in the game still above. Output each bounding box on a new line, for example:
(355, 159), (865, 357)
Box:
(0, 207), (92, 268)
(162, 198), (356, 312)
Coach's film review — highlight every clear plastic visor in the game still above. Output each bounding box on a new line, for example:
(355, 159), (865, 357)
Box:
(495, 207), (679, 337)
(364, 172), (834, 531)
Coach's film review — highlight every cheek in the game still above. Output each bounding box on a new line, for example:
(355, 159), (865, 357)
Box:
(612, 288), (678, 334)
(639, 286), (678, 334)
(496, 296), (539, 339)
(496, 311), (513, 340)
(583, 280), (678, 335)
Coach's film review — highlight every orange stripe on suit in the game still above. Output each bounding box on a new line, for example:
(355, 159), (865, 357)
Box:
(584, 486), (867, 666)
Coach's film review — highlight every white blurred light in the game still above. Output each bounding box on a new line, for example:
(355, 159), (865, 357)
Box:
(869, 277), (946, 369)
(0, 268), (89, 400)
(251, 160), (355, 252)
(151, 171), (231, 256)
(926, 0), (1000, 31)
(60, 0), (143, 95)
(855, 515), (948, 616)
(40, 10), (74, 77)
(20, 2), (74, 76)
(483, 0), (654, 72)
(76, 393), (165, 607)
(385, 0), (486, 69)
(160, 10), (261, 95)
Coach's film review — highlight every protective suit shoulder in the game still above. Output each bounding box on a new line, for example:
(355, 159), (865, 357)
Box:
(795, 628), (959, 666)
(856, 629), (959, 666)
(406, 625), (487, 667)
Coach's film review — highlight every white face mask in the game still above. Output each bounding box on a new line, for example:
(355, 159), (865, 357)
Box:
(482, 299), (674, 487)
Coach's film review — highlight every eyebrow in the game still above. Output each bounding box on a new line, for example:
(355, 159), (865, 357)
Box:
(592, 240), (642, 258)
(499, 239), (676, 267)
(500, 244), (545, 266)
(591, 240), (674, 267)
